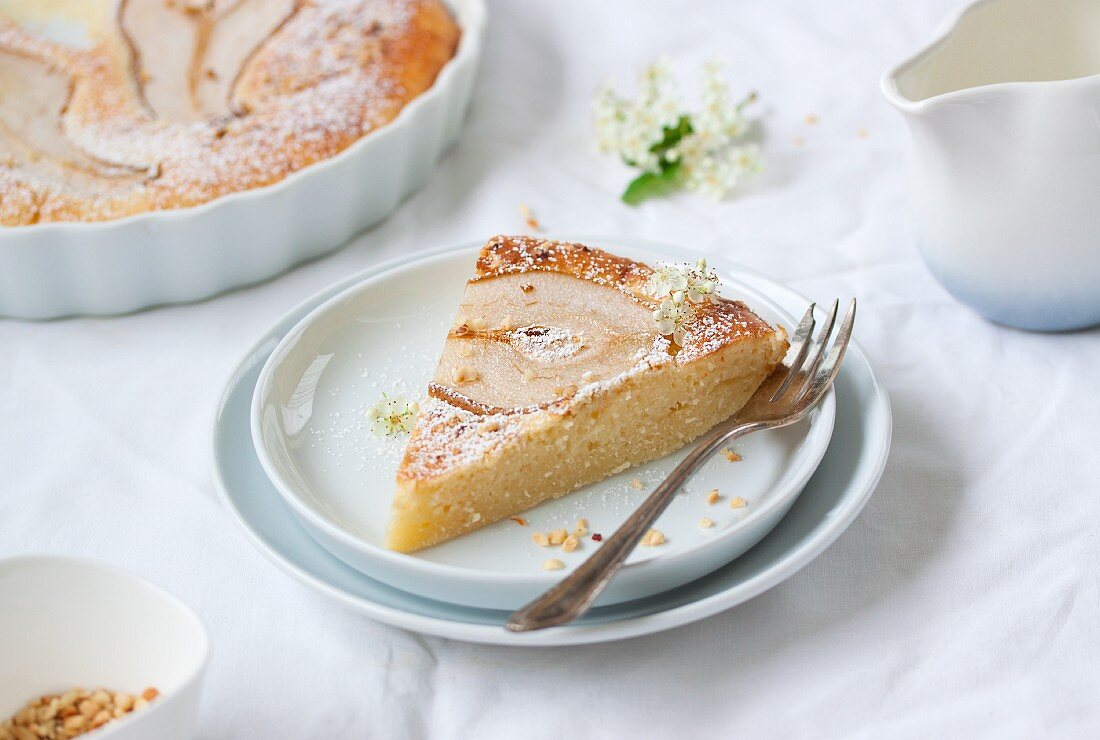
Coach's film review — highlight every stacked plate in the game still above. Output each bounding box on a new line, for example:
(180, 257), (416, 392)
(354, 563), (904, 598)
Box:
(213, 237), (892, 646)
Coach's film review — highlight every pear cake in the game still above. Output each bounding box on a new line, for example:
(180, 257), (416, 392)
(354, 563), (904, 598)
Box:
(0, 0), (459, 224)
(386, 236), (789, 552)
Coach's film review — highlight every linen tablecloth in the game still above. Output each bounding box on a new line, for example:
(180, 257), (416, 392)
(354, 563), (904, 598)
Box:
(3, 0), (1099, 736)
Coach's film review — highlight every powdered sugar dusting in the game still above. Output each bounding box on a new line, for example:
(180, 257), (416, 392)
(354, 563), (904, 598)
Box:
(505, 325), (583, 363)
(399, 397), (526, 479)
(0, 0), (458, 223)
(399, 238), (784, 480)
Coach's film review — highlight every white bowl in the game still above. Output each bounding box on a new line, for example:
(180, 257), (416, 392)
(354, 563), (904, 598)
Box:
(250, 239), (836, 610)
(0, 0), (485, 320)
(0, 556), (209, 740)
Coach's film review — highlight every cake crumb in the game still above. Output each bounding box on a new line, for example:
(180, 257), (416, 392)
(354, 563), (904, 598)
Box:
(519, 203), (541, 231)
(548, 528), (568, 546)
(532, 532), (550, 547)
(641, 529), (666, 547)
(542, 558), (564, 571)
(510, 515), (527, 526)
(562, 535), (579, 553)
(698, 517), (714, 529)
(707, 489), (721, 505)
(723, 449), (742, 462)
(730, 496), (748, 509)
(630, 478), (643, 490)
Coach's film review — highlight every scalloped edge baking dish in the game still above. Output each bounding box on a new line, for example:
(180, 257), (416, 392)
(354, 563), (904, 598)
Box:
(0, 0), (485, 320)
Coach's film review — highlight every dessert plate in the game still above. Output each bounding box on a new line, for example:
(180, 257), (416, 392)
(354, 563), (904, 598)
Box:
(212, 243), (891, 646)
(250, 240), (836, 609)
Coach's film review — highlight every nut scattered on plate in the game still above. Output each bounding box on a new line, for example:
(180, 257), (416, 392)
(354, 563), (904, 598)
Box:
(730, 496), (748, 509)
(641, 529), (666, 547)
(1, 687), (159, 740)
(723, 449), (742, 462)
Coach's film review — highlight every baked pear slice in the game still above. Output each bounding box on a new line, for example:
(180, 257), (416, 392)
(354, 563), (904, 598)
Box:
(386, 236), (788, 552)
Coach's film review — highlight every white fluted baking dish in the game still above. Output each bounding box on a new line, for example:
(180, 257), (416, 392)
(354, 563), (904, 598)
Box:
(0, 0), (484, 320)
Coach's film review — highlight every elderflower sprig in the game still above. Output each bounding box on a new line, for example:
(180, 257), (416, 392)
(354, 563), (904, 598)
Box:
(367, 393), (419, 437)
(647, 258), (720, 343)
(646, 258), (719, 304)
(593, 58), (761, 204)
(652, 293), (695, 346)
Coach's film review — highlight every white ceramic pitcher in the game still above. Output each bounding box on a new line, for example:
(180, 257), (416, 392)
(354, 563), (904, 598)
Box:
(882, 0), (1100, 331)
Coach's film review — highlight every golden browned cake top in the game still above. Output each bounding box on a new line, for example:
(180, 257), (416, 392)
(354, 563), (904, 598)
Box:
(476, 234), (777, 363)
(0, 0), (459, 225)
(397, 235), (782, 481)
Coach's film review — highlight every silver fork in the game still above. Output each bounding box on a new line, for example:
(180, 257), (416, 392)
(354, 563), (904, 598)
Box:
(506, 299), (857, 632)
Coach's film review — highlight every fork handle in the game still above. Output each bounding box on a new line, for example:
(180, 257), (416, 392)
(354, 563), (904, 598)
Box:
(506, 419), (766, 632)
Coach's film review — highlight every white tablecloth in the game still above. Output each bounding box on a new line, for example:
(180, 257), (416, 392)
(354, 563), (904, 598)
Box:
(4, 0), (1099, 736)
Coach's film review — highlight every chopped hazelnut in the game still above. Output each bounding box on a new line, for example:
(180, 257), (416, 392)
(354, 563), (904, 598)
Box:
(532, 532), (550, 547)
(548, 528), (568, 546)
(630, 478), (643, 490)
(707, 489), (721, 505)
(641, 529), (666, 547)
(478, 419), (501, 434)
(698, 517), (715, 529)
(730, 496), (748, 509)
(562, 535), (579, 553)
(723, 449), (742, 462)
(542, 558), (564, 571)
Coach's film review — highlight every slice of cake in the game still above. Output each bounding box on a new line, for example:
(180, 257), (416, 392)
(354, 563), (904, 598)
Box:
(386, 236), (789, 552)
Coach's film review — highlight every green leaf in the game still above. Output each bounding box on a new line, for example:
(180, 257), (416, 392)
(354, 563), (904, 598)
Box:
(621, 160), (682, 205)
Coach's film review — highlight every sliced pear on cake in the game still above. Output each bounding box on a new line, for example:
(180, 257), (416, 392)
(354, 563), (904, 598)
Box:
(386, 236), (788, 553)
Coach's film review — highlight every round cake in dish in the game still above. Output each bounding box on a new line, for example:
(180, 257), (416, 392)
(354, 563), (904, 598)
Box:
(0, 0), (460, 225)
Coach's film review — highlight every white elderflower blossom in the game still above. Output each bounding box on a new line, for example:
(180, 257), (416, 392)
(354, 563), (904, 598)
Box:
(685, 258), (719, 303)
(593, 57), (761, 203)
(679, 135), (762, 199)
(647, 258), (719, 303)
(593, 57), (683, 174)
(645, 263), (690, 300)
(647, 258), (721, 341)
(367, 394), (419, 437)
(652, 292), (696, 345)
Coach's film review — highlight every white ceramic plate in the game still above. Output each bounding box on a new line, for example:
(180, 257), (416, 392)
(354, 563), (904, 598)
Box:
(212, 247), (892, 645)
(0, 0), (484, 319)
(250, 239), (836, 609)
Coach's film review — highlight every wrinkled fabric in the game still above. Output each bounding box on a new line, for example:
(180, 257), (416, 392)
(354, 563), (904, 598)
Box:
(2, 0), (1099, 737)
